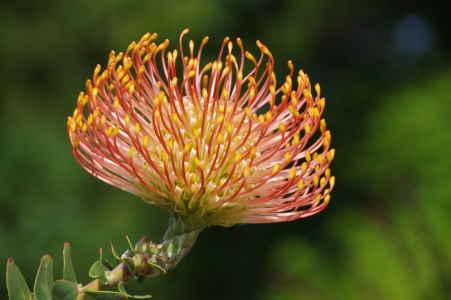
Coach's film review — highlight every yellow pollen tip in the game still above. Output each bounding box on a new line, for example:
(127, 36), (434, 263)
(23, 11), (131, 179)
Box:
(222, 89), (228, 100)
(320, 119), (326, 133)
(193, 156), (201, 167)
(284, 152), (291, 162)
(305, 151), (311, 162)
(249, 88), (256, 103)
(245, 51), (256, 62)
(184, 142), (192, 153)
(278, 122), (285, 133)
(77, 92), (84, 103)
(113, 126), (120, 136)
(313, 108), (320, 118)
(329, 176), (335, 187)
(304, 123), (311, 135)
(217, 132), (224, 143)
(161, 151), (168, 162)
(317, 154), (323, 165)
(142, 54), (151, 64)
(301, 162), (307, 174)
(142, 136), (149, 148)
(272, 163), (280, 175)
(326, 130), (332, 141)
(100, 116), (106, 126)
(187, 70), (196, 78)
(245, 107), (252, 118)
(324, 194), (331, 204)
(235, 152), (242, 163)
(124, 115), (130, 127)
(138, 65), (146, 75)
(193, 126), (200, 138)
(297, 180), (304, 192)
(106, 127), (113, 137)
(216, 114), (224, 124)
(128, 83), (135, 95)
(315, 83), (321, 95)
(171, 77), (178, 88)
(168, 111), (178, 124)
(87, 115), (93, 126)
(319, 98), (325, 109)
(325, 168), (331, 178)
(303, 89), (312, 100)
(167, 139), (174, 150)
(289, 167), (296, 180)
(244, 167), (250, 178)
(327, 149), (335, 161)
(250, 146), (257, 158)
(129, 146), (135, 158)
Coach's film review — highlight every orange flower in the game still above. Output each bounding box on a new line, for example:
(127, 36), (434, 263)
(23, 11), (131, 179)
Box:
(67, 29), (335, 226)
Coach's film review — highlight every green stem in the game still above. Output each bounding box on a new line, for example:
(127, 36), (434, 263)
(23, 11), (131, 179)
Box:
(154, 213), (205, 270)
(78, 213), (205, 295)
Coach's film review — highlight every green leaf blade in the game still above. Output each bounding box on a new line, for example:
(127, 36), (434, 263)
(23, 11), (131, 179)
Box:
(118, 282), (152, 299)
(63, 242), (77, 284)
(6, 258), (33, 300)
(33, 255), (54, 300)
(51, 280), (79, 300)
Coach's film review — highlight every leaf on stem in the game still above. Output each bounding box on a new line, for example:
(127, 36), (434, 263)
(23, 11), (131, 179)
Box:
(33, 255), (54, 300)
(63, 243), (77, 284)
(6, 258), (32, 300)
(51, 280), (79, 300)
(118, 282), (152, 299)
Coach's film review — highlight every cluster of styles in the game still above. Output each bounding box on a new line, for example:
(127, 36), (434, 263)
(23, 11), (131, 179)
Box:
(7, 29), (335, 299)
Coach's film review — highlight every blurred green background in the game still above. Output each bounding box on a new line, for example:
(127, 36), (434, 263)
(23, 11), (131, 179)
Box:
(1, 0), (451, 299)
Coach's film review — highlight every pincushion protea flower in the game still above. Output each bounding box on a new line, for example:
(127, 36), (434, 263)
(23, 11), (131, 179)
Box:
(68, 29), (334, 229)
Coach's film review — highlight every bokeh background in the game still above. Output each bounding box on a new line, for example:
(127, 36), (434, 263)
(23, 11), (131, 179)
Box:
(1, 0), (451, 299)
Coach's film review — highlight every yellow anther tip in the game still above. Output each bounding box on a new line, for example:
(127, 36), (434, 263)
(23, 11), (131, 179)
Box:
(272, 163), (281, 175)
(298, 180), (304, 191)
(129, 146), (135, 158)
(330, 176), (336, 186)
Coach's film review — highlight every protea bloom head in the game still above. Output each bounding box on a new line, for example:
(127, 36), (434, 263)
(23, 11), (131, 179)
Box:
(67, 29), (335, 227)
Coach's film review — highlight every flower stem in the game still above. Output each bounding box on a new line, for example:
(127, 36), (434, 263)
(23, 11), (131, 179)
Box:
(77, 213), (205, 295)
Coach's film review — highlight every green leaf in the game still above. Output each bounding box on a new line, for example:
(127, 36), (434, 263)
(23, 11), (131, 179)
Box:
(6, 258), (33, 300)
(33, 255), (54, 300)
(88, 261), (101, 279)
(117, 282), (152, 299)
(51, 280), (79, 300)
(147, 262), (166, 275)
(83, 290), (127, 300)
(125, 235), (134, 253)
(110, 242), (121, 263)
(122, 257), (135, 275)
(63, 243), (77, 284)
